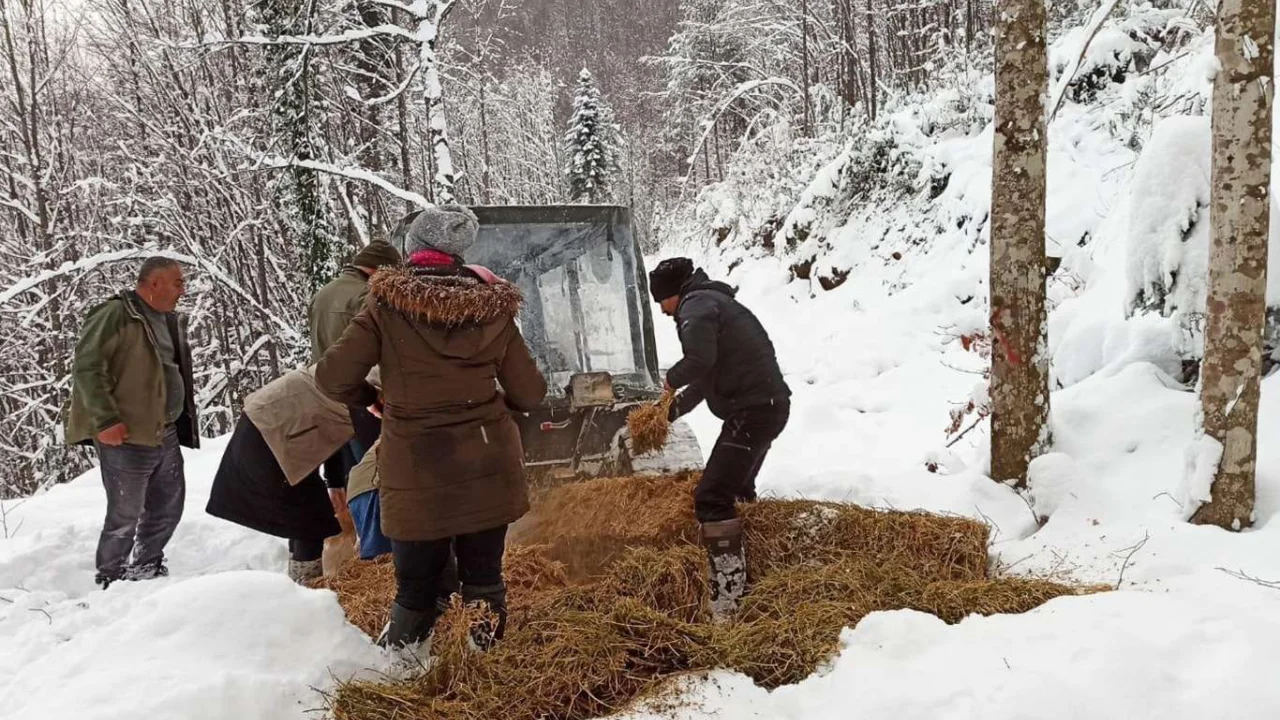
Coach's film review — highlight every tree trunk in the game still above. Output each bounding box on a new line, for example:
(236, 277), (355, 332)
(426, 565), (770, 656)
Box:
(1191, 0), (1274, 530)
(419, 2), (456, 204)
(989, 0), (1049, 488)
(966, 0), (974, 54)
(479, 79), (492, 203)
(800, 0), (812, 136)
(866, 0), (878, 121)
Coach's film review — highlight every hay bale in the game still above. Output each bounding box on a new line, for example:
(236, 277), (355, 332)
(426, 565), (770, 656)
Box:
(627, 392), (674, 456)
(740, 500), (990, 582)
(510, 474), (699, 579)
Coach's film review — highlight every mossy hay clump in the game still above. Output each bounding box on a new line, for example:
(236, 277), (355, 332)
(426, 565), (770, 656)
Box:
(329, 474), (1099, 720)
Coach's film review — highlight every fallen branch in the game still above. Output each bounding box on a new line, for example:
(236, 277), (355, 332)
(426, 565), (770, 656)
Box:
(1217, 567), (1280, 590)
(1048, 0), (1123, 123)
(1113, 531), (1150, 590)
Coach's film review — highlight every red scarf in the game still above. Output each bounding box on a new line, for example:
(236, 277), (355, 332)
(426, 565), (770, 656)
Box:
(406, 248), (502, 286)
(408, 249), (456, 268)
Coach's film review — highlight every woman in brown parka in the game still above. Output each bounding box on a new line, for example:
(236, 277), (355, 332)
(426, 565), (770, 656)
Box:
(316, 205), (546, 654)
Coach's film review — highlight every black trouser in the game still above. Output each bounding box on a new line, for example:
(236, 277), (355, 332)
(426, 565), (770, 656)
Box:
(695, 399), (790, 523)
(319, 444), (357, 490)
(289, 538), (324, 562)
(392, 525), (506, 618)
(95, 426), (186, 578)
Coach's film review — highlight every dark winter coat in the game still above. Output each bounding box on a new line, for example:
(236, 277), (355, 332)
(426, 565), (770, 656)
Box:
(309, 267), (372, 362)
(667, 270), (790, 420)
(315, 264), (547, 542)
(65, 291), (199, 449)
(206, 415), (342, 542)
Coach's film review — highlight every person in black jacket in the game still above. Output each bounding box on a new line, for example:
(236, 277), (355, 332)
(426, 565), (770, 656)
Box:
(649, 257), (791, 620)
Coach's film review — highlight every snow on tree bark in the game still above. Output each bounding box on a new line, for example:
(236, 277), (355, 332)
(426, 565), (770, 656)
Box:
(989, 0), (1049, 489)
(1191, 0), (1274, 530)
(252, 0), (338, 295)
(417, 1), (458, 204)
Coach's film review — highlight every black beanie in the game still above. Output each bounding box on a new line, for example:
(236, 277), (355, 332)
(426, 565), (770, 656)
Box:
(352, 241), (402, 268)
(649, 257), (695, 302)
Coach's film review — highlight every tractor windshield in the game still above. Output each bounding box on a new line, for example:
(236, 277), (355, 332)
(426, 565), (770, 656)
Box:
(468, 206), (659, 395)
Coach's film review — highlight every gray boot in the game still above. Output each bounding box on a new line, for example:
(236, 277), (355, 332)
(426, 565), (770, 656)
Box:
(700, 518), (747, 622)
(287, 559), (323, 585)
(461, 582), (508, 652)
(377, 601), (438, 650)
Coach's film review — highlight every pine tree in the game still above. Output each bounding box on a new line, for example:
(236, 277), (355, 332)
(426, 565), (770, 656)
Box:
(1191, 0), (1275, 530)
(251, 0), (339, 294)
(564, 69), (621, 203)
(989, 0), (1049, 488)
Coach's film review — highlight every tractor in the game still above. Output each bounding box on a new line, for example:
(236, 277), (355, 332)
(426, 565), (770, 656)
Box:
(392, 205), (703, 484)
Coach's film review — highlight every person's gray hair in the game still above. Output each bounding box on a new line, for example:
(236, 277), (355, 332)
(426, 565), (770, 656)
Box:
(137, 256), (182, 285)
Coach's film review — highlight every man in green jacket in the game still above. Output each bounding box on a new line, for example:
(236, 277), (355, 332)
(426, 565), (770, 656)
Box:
(66, 257), (200, 589)
(308, 241), (402, 362)
(305, 240), (401, 563)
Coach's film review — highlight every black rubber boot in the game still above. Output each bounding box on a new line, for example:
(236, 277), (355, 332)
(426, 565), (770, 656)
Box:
(700, 518), (747, 622)
(461, 582), (508, 652)
(377, 601), (438, 650)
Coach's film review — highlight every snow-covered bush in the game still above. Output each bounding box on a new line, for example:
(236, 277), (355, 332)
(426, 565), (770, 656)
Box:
(1124, 114), (1211, 363)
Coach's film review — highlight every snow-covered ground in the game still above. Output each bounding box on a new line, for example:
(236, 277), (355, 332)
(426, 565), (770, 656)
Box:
(8, 8), (1280, 719)
(0, 437), (385, 720)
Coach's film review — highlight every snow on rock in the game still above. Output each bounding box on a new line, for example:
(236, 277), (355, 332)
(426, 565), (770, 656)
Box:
(0, 439), (387, 719)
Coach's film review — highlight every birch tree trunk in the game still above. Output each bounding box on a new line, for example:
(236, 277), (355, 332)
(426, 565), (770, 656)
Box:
(989, 0), (1049, 488)
(419, 1), (457, 204)
(1191, 0), (1274, 530)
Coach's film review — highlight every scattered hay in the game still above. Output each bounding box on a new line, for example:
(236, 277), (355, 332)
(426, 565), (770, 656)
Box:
(593, 545), (709, 624)
(510, 474), (698, 578)
(312, 555), (396, 637)
(329, 475), (1099, 720)
(909, 578), (1104, 624)
(741, 499), (989, 581)
(627, 392), (674, 455)
(314, 545), (571, 637)
(698, 599), (867, 688)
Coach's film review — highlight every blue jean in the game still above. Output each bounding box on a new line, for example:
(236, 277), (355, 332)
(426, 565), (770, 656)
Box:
(349, 491), (392, 560)
(95, 425), (186, 577)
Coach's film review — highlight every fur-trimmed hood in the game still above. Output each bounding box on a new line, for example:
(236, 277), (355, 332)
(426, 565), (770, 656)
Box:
(369, 266), (522, 328)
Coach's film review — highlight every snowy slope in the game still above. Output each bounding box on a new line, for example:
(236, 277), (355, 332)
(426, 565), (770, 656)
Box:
(629, 5), (1280, 716)
(0, 437), (385, 720)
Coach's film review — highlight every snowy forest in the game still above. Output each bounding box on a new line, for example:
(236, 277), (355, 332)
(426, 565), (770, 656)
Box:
(9, 0), (1280, 716)
(0, 0), (1008, 495)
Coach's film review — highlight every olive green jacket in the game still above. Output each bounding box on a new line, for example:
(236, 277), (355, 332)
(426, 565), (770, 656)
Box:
(308, 267), (371, 362)
(65, 291), (199, 449)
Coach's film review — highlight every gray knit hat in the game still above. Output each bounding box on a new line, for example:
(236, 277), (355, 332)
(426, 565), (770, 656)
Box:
(401, 205), (479, 259)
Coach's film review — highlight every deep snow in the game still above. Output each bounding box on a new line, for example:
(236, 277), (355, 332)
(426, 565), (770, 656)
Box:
(8, 6), (1280, 719)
